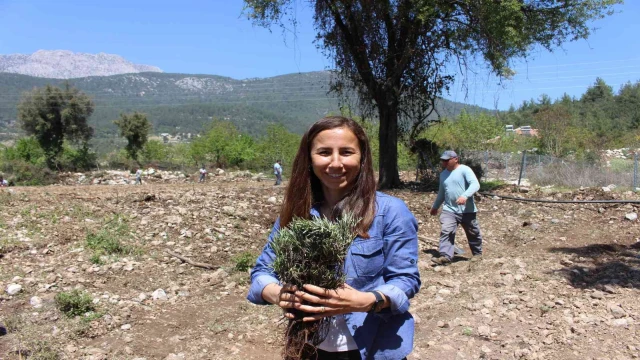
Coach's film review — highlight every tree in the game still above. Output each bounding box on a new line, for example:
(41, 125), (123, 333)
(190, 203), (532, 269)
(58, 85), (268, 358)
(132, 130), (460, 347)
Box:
(189, 120), (256, 168)
(244, 0), (621, 188)
(18, 84), (94, 168)
(114, 112), (152, 165)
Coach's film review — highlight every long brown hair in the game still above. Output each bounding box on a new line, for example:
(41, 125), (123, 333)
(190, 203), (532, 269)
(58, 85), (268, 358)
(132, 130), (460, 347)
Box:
(279, 116), (377, 237)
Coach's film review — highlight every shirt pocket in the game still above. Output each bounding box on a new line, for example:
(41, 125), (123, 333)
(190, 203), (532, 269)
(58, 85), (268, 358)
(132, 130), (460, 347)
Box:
(350, 239), (385, 278)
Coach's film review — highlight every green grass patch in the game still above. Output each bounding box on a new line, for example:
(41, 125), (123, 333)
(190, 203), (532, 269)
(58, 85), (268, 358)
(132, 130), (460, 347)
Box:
(480, 180), (506, 192)
(55, 290), (95, 317)
(85, 214), (141, 261)
(462, 327), (473, 336)
(609, 158), (634, 173)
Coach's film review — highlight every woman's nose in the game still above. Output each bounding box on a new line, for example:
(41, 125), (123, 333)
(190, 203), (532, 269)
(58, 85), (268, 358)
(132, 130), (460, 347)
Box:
(329, 154), (342, 167)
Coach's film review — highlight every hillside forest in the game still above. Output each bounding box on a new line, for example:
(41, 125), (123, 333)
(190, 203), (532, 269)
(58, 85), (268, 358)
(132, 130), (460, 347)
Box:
(0, 77), (639, 185)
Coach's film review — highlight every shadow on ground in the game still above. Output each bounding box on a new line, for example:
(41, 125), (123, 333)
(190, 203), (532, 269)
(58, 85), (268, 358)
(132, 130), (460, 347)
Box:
(548, 243), (640, 289)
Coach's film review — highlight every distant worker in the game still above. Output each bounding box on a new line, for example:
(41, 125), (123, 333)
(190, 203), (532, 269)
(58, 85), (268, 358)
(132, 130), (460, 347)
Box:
(135, 168), (143, 185)
(0, 176), (7, 187)
(430, 150), (484, 265)
(273, 160), (283, 186)
(199, 165), (208, 183)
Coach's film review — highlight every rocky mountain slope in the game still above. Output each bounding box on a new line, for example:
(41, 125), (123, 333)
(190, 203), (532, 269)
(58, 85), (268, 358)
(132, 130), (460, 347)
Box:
(0, 50), (162, 79)
(0, 71), (489, 137)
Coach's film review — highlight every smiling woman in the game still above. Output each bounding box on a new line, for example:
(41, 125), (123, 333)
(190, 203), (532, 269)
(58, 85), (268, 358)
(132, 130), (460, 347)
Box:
(247, 116), (421, 360)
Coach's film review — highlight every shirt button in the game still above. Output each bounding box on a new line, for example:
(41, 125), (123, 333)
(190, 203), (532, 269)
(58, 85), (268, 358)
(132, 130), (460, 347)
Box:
(410, 259), (416, 264)
(352, 325), (358, 331)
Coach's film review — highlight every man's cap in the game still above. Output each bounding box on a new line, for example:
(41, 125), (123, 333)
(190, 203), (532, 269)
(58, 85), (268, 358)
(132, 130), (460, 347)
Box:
(440, 150), (458, 160)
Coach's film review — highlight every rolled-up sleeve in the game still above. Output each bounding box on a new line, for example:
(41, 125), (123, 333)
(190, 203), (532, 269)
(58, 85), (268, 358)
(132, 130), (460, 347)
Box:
(375, 198), (421, 314)
(247, 219), (281, 305)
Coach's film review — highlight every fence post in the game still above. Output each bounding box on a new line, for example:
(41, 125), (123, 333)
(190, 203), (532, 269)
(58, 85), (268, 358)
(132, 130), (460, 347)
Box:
(518, 151), (527, 187)
(504, 154), (509, 181)
(484, 150), (489, 175)
(634, 152), (638, 191)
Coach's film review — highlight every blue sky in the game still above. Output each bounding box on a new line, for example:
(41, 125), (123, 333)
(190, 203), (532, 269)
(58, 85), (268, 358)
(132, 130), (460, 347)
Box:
(0, 0), (637, 110)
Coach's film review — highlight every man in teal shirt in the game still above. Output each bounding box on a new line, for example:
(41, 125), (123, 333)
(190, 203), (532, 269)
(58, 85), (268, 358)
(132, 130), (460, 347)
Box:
(430, 150), (484, 265)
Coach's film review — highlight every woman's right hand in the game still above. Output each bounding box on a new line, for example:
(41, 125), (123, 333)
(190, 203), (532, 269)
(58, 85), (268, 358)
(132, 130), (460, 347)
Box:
(262, 283), (304, 319)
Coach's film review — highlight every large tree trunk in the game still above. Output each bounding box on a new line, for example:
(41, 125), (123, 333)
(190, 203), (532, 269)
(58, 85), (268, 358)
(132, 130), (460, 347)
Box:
(377, 100), (401, 189)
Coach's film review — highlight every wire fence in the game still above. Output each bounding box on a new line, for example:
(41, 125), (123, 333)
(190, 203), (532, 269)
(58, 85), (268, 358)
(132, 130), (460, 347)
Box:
(460, 150), (640, 190)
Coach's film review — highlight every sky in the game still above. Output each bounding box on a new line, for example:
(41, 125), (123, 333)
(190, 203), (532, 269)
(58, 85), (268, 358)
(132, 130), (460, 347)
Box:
(0, 0), (638, 110)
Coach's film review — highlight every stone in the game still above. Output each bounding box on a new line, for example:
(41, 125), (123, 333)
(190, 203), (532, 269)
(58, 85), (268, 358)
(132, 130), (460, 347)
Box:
(625, 213), (638, 221)
(608, 304), (626, 318)
(267, 197), (277, 204)
(30, 296), (43, 308)
(121, 324), (132, 330)
(478, 325), (491, 337)
(152, 289), (168, 301)
(612, 318), (629, 327)
(165, 354), (186, 360)
(222, 206), (235, 216)
(6, 284), (22, 295)
(590, 291), (605, 299)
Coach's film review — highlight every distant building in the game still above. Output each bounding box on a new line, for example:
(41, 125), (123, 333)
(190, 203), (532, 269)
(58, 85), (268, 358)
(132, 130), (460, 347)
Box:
(505, 125), (514, 135)
(514, 126), (539, 137)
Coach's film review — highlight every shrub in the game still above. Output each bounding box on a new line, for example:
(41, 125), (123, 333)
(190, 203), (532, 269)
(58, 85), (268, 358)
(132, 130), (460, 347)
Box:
(58, 143), (97, 171)
(85, 215), (139, 260)
(0, 160), (56, 186)
(55, 290), (94, 317)
(232, 251), (256, 272)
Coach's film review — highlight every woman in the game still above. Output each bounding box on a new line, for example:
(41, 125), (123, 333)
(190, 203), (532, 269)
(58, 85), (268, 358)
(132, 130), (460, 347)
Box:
(247, 116), (421, 360)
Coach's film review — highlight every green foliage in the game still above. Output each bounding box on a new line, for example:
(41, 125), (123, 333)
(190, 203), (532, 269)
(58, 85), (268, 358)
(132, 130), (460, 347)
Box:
(114, 112), (152, 164)
(249, 124), (301, 173)
(0, 159), (55, 186)
(18, 84), (94, 168)
(58, 142), (97, 171)
(244, 0), (620, 188)
(140, 139), (168, 164)
(55, 289), (95, 317)
(232, 252), (256, 272)
(189, 120), (256, 168)
(2, 137), (46, 165)
(85, 215), (138, 260)
(609, 159), (634, 173)
(480, 180), (506, 192)
(271, 214), (358, 290)
(423, 112), (505, 151)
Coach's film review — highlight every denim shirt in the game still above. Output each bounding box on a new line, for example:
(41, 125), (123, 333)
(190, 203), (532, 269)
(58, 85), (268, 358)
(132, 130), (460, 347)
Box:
(247, 192), (421, 360)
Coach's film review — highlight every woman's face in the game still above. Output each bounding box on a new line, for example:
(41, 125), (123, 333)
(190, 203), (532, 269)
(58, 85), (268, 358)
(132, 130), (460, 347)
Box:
(310, 127), (362, 201)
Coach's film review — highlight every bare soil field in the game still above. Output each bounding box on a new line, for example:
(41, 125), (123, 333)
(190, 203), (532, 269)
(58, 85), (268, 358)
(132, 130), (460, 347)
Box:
(1, 176), (639, 360)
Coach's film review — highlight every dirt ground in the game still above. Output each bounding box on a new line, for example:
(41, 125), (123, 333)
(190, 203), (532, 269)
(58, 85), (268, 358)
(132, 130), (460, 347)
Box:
(1, 176), (639, 360)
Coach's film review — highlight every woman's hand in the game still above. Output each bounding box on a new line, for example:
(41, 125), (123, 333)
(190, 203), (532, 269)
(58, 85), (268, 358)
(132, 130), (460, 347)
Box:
(262, 283), (305, 319)
(293, 284), (380, 322)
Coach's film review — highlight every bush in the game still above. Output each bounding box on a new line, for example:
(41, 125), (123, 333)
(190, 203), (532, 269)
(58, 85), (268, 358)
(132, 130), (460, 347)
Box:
(0, 160), (56, 186)
(58, 143), (97, 171)
(55, 290), (95, 317)
(85, 215), (139, 260)
(232, 252), (256, 272)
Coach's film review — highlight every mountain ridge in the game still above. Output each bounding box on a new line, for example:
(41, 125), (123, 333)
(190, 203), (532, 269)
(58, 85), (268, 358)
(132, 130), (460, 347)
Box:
(0, 70), (490, 139)
(0, 50), (162, 79)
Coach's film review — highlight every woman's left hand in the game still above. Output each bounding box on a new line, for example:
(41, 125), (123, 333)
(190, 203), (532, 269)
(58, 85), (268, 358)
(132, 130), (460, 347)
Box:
(293, 284), (377, 322)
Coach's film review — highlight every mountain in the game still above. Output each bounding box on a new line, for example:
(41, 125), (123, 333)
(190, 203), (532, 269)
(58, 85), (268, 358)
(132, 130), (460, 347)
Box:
(0, 71), (489, 139)
(0, 50), (162, 79)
